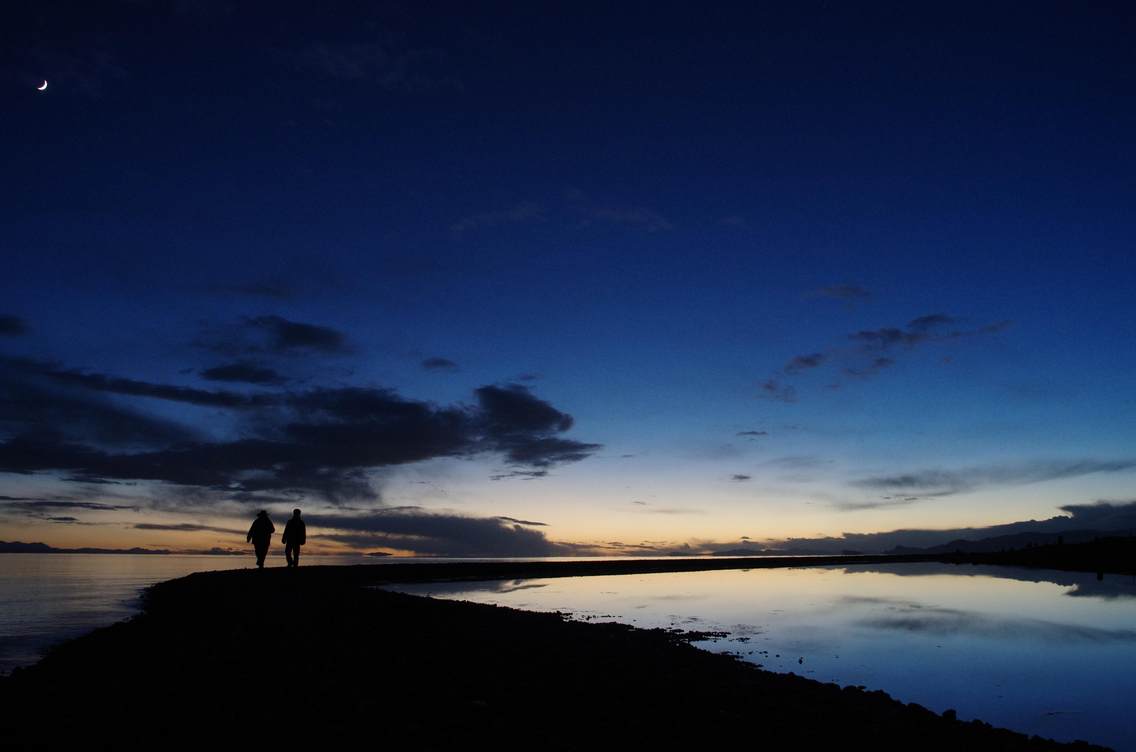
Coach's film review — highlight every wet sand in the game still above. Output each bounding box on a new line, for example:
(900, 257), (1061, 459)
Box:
(0, 552), (1114, 750)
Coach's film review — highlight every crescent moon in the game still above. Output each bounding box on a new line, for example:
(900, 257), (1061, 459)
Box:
(37, 80), (48, 91)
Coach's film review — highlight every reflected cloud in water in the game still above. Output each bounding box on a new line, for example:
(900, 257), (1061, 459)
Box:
(392, 563), (1136, 750)
(845, 562), (1136, 599)
(840, 595), (1136, 642)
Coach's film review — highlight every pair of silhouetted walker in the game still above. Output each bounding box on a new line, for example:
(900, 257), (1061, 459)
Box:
(246, 509), (306, 568)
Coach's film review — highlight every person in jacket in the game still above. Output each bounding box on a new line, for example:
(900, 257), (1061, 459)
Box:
(246, 510), (275, 568)
(282, 508), (306, 568)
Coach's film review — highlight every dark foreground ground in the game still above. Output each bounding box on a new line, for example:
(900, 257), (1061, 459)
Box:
(1, 550), (1119, 751)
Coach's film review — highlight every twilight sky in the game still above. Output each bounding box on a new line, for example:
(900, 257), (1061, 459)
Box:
(2, 2), (1135, 556)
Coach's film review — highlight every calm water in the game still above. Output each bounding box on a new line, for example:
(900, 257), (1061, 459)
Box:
(0, 553), (378, 673)
(0, 552), (707, 674)
(393, 563), (1136, 751)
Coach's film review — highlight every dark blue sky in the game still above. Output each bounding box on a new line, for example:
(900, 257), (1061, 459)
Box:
(2, 2), (1135, 555)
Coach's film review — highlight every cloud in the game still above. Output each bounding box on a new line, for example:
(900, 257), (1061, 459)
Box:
(3, 356), (272, 409)
(0, 316), (27, 336)
(1057, 500), (1136, 527)
(0, 498), (136, 520)
(806, 284), (871, 302)
(0, 363), (197, 446)
(784, 353), (826, 374)
(492, 436), (597, 467)
(196, 315), (349, 356)
(5, 367), (599, 481)
(308, 510), (567, 557)
(580, 206), (673, 233)
(765, 455), (830, 469)
(0, 499), (133, 511)
(759, 379), (797, 403)
(200, 362), (286, 385)
(833, 497), (924, 511)
(843, 356), (895, 378)
(450, 202), (544, 236)
(248, 315), (348, 354)
(847, 598), (1136, 642)
(762, 313), (1012, 399)
(133, 523), (245, 535)
(0, 362), (599, 501)
(907, 313), (958, 331)
(421, 357), (459, 372)
(848, 327), (924, 349)
(489, 470), (549, 481)
(851, 458), (1136, 498)
(736, 430), (768, 437)
(637, 507), (706, 515)
(849, 314), (999, 351)
(474, 384), (598, 467)
(496, 516), (547, 526)
(730, 474), (752, 482)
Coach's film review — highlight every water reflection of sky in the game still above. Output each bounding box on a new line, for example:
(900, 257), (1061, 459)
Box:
(392, 564), (1136, 751)
(0, 554), (379, 674)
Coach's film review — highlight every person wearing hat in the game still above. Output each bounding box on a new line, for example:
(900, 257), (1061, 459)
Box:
(246, 510), (275, 568)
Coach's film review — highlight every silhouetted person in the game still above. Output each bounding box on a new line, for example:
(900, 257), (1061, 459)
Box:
(282, 508), (306, 568)
(247, 510), (275, 568)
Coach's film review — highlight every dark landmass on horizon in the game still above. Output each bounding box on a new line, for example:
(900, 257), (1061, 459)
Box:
(0, 540), (241, 555)
(0, 540), (173, 555)
(0, 558), (1110, 751)
(5, 500), (1136, 559)
(886, 529), (1131, 555)
(5, 530), (1135, 574)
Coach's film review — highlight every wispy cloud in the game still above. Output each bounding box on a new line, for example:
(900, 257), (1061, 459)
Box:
(200, 361), (287, 385)
(759, 313), (1011, 400)
(0, 498), (136, 520)
(851, 458), (1136, 499)
(566, 189), (672, 233)
(133, 523), (245, 535)
(0, 315), (28, 336)
(195, 315), (351, 356)
(783, 352), (826, 374)
(421, 356), (459, 372)
(579, 205), (673, 233)
(759, 379), (797, 403)
(450, 202), (544, 237)
(805, 284), (872, 302)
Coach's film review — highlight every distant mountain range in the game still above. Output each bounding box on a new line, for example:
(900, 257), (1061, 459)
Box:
(7, 501), (1136, 559)
(884, 528), (1121, 555)
(0, 540), (172, 554)
(0, 541), (250, 555)
(729, 501), (1136, 556)
(709, 547), (867, 557)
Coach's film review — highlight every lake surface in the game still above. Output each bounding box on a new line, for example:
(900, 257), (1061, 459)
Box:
(0, 552), (712, 674)
(0, 553), (380, 673)
(393, 563), (1136, 751)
